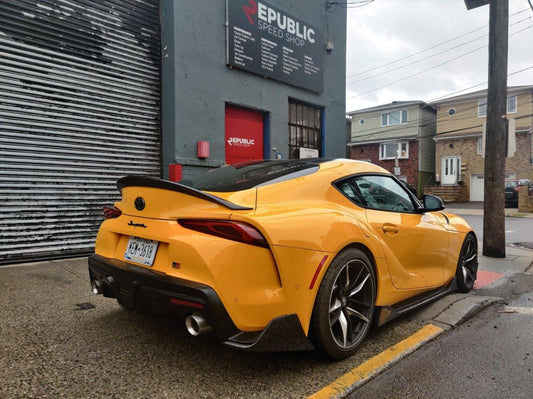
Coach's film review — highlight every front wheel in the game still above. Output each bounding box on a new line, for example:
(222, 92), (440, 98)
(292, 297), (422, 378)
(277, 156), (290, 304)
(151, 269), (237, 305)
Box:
(456, 233), (478, 293)
(310, 248), (376, 360)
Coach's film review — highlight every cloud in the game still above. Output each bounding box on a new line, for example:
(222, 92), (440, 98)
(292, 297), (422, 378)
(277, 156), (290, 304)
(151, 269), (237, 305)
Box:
(346, 0), (533, 111)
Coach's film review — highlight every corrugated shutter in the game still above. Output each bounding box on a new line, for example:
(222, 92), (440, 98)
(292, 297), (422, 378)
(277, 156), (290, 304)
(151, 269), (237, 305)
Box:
(0, 0), (161, 264)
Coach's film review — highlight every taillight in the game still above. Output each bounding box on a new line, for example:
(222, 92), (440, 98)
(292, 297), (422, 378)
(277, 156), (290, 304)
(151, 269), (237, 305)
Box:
(103, 206), (122, 219)
(178, 219), (269, 248)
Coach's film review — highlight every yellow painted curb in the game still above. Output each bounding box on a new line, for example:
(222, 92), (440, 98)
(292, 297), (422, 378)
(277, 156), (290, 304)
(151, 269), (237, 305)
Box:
(308, 323), (444, 399)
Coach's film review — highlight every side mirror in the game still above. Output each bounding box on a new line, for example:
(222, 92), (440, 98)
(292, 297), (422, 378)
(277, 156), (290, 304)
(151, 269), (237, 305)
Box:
(422, 194), (445, 212)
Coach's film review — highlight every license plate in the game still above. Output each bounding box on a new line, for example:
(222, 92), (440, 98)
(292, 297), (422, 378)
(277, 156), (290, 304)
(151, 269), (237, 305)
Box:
(124, 237), (159, 266)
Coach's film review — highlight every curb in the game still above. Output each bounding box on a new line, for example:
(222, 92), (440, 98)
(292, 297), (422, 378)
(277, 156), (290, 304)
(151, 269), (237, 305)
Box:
(416, 294), (504, 329)
(308, 295), (502, 398)
(307, 324), (444, 399)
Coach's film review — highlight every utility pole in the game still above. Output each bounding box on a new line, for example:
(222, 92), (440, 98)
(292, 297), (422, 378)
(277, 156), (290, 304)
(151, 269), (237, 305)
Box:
(483, 0), (508, 257)
(464, 0), (508, 257)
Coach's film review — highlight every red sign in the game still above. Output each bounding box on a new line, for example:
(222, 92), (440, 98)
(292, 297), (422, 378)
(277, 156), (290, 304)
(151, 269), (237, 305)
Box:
(225, 105), (264, 164)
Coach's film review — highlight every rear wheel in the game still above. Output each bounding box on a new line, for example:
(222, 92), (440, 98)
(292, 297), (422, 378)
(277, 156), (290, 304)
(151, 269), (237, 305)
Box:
(456, 233), (478, 293)
(310, 248), (376, 360)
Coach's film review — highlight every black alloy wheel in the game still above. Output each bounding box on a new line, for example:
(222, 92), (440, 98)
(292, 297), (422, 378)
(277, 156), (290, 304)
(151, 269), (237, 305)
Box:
(310, 248), (376, 360)
(456, 233), (478, 293)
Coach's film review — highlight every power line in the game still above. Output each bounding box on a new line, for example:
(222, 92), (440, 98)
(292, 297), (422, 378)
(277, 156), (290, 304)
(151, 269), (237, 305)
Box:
(347, 8), (530, 78)
(427, 65), (533, 102)
(347, 27), (533, 100)
(347, 98), (533, 143)
(347, 46), (488, 100)
(347, 15), (533, 85)
(329, 1), (375, 8)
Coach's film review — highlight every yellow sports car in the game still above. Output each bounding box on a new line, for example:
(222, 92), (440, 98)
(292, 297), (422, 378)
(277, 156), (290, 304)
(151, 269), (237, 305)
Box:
(89, 159), (478, 359)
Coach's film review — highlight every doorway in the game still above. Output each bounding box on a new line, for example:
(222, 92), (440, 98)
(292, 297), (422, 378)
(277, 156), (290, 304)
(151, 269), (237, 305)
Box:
(225, 104), (265, 164)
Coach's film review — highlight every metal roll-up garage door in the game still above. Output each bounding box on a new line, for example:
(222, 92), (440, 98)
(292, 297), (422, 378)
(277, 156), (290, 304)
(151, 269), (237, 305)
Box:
(0, 0), (161, 264)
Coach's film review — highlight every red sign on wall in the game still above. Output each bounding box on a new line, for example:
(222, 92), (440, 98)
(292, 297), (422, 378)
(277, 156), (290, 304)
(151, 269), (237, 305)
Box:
(225, 105), (264, 164)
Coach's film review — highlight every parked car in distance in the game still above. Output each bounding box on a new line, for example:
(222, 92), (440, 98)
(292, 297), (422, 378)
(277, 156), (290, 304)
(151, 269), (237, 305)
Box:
(89, 159), (478, 360)
(505, 179), (533, 208)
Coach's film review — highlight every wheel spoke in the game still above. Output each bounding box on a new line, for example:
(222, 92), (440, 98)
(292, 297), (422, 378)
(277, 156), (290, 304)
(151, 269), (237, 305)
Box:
(463, 265), (474, 282)
(330, 298), (342, 314)
(465, 253), (477, 263)
(348, 298), (372, 308)
(330, 308), (341, 327)
(344, 265), (351, 291)
(338, 310), (348, 347)
(348, 273), (370, 298)
(348, 265), (363, 291)
(346, 306), (370, 323)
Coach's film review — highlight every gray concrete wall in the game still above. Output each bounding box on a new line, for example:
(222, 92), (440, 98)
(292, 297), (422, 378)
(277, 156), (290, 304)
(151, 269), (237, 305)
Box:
(160, 0), (346, 178)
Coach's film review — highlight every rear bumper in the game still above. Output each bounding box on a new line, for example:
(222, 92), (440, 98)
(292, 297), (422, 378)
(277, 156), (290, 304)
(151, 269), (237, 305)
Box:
(88, 254), (313, 351)
(88, 254), (238, 341)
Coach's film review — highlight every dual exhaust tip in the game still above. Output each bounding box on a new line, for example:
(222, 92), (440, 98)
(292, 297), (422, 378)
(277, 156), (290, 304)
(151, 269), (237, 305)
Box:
(185, 313), (213, 336)
(91, 278), (104, 295)
(91, 277), (212, 336)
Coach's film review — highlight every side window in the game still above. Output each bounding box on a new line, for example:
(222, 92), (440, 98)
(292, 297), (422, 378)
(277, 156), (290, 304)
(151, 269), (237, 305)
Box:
(338, 181), (365, 207)
(353, 175), (415, 212)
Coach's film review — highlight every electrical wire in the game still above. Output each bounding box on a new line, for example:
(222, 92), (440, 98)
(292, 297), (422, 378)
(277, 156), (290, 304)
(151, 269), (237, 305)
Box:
(329, 1), (375, 8)
(347, 27), (533, 100)
(347, 8), (529, 78)
(347, 15), (533, 85)
(347, 97), (533, 143)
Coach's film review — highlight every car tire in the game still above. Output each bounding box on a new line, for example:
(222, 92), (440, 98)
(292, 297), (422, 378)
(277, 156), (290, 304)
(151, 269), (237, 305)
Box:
(456, 233), (478, 293)
(310, 248), (376, 360)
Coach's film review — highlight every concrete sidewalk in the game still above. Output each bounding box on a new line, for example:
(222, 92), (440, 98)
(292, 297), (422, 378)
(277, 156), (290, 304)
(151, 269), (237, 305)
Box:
(445, 202), (533, 218)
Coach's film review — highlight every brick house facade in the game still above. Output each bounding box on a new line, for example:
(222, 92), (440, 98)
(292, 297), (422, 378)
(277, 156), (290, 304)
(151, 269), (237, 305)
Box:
(431, 86), (533, 202)
(347, 101), (436, 196)
(350, 140), (420, 191)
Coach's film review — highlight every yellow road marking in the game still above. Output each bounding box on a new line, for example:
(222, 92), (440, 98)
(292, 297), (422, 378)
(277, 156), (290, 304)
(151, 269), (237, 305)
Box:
(308, 324), (444, 399)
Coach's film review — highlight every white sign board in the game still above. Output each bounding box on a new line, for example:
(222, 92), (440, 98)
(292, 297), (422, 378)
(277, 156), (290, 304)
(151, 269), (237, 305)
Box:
(299, 147), (319, 158)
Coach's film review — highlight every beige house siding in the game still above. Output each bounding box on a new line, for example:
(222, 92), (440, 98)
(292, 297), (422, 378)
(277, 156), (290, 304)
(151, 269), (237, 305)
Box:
(350, 104), (421, 142)
(435, 91), (532, 137)
(436, 100), (482, 137)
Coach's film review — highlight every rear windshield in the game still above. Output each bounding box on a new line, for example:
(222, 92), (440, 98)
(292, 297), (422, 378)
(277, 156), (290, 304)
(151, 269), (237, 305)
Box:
(180, 160), (322, 192)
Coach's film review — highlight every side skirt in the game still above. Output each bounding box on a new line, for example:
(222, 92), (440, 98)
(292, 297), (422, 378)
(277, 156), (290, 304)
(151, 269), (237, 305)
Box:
(375, 278), (457, 327)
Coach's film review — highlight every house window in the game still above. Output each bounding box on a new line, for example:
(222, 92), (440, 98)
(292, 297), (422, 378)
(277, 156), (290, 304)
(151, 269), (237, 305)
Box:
(477, 137), (483, 155)
(288, 101), (322, 159)
(478, 101), (487, 117)
(478, 96), (518, 117)
(448, 108), (456, 116)
(359, 118), (365, 125)
(379, 142), (408, 160)
(507, 96), (517, 113)
(381, 109), (408, 126)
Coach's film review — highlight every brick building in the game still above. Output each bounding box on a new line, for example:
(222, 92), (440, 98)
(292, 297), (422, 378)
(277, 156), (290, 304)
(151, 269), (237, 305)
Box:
(431, 86), (533, 202)
(347, 101), (437, 195)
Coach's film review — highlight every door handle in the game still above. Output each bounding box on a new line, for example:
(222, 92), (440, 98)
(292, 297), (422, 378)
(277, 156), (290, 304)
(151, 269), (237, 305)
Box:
(382, 224), (400, 235)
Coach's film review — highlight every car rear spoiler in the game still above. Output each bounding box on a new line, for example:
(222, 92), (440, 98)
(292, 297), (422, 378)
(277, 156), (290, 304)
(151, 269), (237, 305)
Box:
(117, 175), (253, 211)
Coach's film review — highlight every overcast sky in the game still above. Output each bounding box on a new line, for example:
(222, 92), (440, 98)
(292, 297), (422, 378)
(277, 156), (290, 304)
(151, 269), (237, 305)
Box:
(344, 0), (533, 112)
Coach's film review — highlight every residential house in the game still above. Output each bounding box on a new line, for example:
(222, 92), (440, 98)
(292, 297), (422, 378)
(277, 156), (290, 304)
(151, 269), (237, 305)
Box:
(429, 85), (533, 202)
(347, 101), (437, 195)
